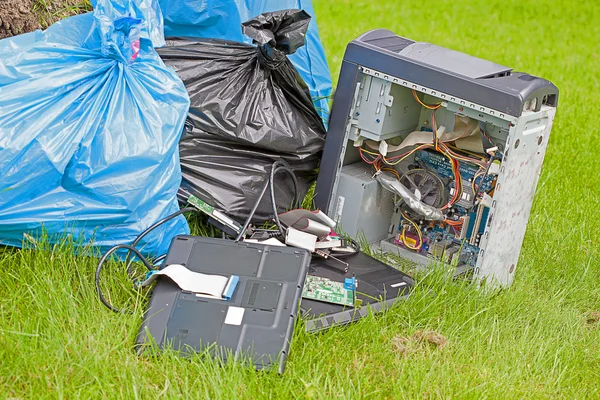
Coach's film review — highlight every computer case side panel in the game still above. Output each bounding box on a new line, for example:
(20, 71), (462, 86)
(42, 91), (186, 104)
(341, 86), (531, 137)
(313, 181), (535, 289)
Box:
(314, 60), (360, 212)
(475, 107), (557, 286)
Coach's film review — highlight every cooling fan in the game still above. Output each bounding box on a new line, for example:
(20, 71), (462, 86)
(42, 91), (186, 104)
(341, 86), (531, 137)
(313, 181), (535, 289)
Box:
(399, 169), (446, 208)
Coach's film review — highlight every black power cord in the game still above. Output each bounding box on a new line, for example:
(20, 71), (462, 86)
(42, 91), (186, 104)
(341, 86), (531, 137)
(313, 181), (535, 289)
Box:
(270, 161), (299, 237)
(96, 207), (202, 313)
(236, 160), (299, 241)
(124, 207), (199, 277)
(95, 244), (155, 314)
(97, 160), (299, 313)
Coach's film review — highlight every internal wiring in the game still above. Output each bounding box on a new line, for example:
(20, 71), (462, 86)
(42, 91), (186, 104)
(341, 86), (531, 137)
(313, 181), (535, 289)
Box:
(356, 90), (498, 248)
(359, 117), (467, 211)
(472, 169), (486, 195)
(359, 146), (380, 157)
(381, 167), (401, 180)
(377, 139), (487, 170)
(472, 152), (497, 201)
(480, 128), (497, 148)
(411, 89), (442, 110)
(399, 211), (423, 251)
(400, 226), (420, 250)
(431, 111), (463, 209)
(444, 218), (463, 226)
(380, 143), (433, 166)
(441, 143), (488, 169)
(359, 146), (381, 165)
(446, 144), (488, 161)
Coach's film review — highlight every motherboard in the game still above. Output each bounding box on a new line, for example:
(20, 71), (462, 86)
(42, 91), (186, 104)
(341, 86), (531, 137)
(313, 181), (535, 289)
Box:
(389, 147), (498, 270)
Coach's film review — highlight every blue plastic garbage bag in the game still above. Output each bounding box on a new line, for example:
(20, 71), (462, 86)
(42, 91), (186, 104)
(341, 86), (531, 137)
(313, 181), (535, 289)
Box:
(0, 0), (191, 256)
(91, 0), (332, 123)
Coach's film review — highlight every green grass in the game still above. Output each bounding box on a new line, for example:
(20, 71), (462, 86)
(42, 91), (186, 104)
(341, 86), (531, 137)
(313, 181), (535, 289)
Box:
(1, 0), (600, 398)
(33, 0), (92, 28)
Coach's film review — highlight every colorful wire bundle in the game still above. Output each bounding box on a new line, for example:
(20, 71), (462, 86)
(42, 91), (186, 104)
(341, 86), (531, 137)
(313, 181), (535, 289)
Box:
(400, 211), (423, 251)
(411, 89), (442, 110)
(472, 169), (486, 195)
(357, 89), (493, 243)
(430, 111), (463, 209)
(359, 146), (381, 165)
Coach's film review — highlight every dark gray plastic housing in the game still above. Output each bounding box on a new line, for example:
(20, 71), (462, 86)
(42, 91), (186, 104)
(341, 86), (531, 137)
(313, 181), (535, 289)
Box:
(136, 236), (311, 374)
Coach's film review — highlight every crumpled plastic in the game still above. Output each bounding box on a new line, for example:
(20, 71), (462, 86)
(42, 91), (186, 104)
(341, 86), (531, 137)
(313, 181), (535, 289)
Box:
(124, 0), (333, 122)
(0, 0), (190, 256)
(158, 10), (326, 222)
(89, 0), (331, 122)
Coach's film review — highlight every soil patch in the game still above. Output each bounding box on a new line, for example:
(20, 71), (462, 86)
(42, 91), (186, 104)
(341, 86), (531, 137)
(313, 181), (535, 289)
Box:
(0, 0), (38, 39)
(0, 0), (90, 40)
(586, 311), (600, 325)
(392, 330), (448, 357)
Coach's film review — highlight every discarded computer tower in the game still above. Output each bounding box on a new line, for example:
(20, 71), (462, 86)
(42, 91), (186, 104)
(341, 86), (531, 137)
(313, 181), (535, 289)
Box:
(314, 30), (558, 287)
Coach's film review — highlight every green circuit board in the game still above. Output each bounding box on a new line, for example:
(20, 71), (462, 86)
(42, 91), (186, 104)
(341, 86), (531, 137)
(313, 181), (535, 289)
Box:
(302, 275), (355, 307)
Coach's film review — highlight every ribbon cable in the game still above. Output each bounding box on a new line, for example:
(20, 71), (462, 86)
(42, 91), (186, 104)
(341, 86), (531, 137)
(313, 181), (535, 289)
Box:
(141, 264), (239, 300)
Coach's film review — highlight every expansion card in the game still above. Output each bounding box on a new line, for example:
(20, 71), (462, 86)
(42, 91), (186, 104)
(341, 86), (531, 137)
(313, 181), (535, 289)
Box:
(302, 276), (356, 307)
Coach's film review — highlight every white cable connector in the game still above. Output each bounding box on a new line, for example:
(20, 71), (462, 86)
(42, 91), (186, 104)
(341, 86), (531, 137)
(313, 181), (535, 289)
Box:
(488, 160), (501, 176)
(285, 227), (317, 252)
(486, 146), (499, 155)
(379, 140), (388, 157)
(480, 193), (494, 208)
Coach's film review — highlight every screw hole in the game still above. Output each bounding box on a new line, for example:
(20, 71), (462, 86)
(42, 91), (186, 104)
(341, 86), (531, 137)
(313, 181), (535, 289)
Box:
(509, 264), (515, 274)
(514, 139), (520, 149)
(538, 136), (543, 145)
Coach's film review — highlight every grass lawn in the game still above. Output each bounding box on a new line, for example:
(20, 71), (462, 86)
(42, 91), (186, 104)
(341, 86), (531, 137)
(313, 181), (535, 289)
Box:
(1, 0), (599, 398)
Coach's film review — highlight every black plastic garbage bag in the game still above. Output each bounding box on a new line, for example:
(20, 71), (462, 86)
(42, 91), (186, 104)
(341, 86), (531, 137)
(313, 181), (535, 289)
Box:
(157, 9), (326, 222)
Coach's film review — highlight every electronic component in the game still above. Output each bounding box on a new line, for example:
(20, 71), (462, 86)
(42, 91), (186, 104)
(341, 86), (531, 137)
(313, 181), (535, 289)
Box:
(396, 229), (423, 249)
(399, 169), (446, 208)
(414, 149), (495, 194)
(449, 183), (475, 208)
(302, 275), (355, 307)
(430, 240), (451, 258)
(188, 194), (243, 236)
(314, 30), (558, 287)
(302, 251), (412, 332)
(344, 277), (358, 290)
(459, 215), (470, 239)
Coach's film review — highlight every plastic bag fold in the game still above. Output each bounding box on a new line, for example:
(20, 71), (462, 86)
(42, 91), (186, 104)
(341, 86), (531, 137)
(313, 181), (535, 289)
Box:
(158, 10), (326, 222)
(0, 0), (190, 256)
(90, 0), (333, 122)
